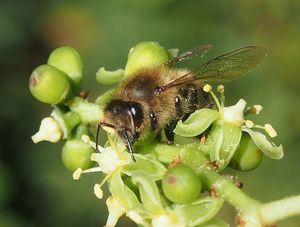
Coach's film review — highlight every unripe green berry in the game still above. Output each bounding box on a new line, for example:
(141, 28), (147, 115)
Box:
(29, 64), (73, 104)
(47, 47), (83, 93)
(124, 41), (170, 76)
(230, 132), (263, 171)
(162, 164), (201, 204)
(62, 139), (94, 171)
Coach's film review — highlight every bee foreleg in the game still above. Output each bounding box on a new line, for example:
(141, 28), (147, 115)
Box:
(165, 120), (177, 145)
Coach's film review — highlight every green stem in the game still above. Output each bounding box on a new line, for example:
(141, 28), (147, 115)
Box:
(259, 195), (300, 225)
(198, 168), (259, 209)
(68, 97), (103, 124)
(210, 91), (222, 110)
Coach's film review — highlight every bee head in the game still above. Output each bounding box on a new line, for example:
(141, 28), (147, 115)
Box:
(102, 99), (144, 145)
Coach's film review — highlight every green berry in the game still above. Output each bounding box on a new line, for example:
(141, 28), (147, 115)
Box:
(162, 164), (201, 204)
(29, 64), (73, 104)
(230, 132), (263, 171)
(62, 139), (94, 171)
(47, 47), (83, 93)
(124, 41), (170, 76)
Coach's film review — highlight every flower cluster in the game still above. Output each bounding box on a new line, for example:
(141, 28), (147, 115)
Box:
(29, 41), (292, 227)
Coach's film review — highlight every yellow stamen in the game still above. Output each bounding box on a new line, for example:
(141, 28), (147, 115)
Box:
(73, 168), (83, 180)
(265, 124), (277, 138)
(203, 84), (212, 93)
(245, 120), (254, 128)
(94, 183), (103, 199)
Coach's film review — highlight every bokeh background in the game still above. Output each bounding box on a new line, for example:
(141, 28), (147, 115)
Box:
(1, 0), (300, 226)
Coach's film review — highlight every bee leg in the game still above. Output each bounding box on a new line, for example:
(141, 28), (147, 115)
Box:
(165, 120), (177, 145)
(155, 132), (162, 142)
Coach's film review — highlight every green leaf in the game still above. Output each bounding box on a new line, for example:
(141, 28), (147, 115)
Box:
(132, 172), (165, 215)
(108, 170), (140, 210)
(122, 154), (167, 181)
(96, 67), (124, 85)
(199, 218), (229, 227)
(242, 127), (284, 159)
(174, 109), (220, 137)
(171, 197), (223, 227)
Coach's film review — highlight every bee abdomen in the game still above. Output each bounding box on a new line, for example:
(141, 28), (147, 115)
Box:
(177, 83), (211, 116)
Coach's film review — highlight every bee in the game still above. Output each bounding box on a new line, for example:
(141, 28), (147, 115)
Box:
(97, 45), (267, 161)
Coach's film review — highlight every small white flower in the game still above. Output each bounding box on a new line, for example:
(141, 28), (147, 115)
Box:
(245, 120), (254, 128)
(203, 84), (212, 93)
(265, 124), (277, 138)
(31, 117), (62, 143)
(91, 147), (125, 174)
(94, 183), (103, 199)
(222, 99), (247, 126)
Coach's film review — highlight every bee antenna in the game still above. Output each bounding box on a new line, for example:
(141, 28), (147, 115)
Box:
(96, 122), (116, 153)
(122, 129), (136, 162)
(96, 122), (102, 153)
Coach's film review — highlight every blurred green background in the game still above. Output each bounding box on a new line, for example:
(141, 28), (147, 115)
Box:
(1, 0), (300, 226)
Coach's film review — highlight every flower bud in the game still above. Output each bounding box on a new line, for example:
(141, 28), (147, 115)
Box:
(222, 99), (246, 126)
(162, 164), (201, 204)
(31, 117), (62, 143)
(124, 41), (170, 76)
(29, 65), (73, 104)
(230, 132), (263, 171)
(61, 139), (94, 171)
(47, 47), (83, 93)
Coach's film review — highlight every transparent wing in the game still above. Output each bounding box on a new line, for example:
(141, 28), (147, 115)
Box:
(164, 44), (212, 66)
(163, 46), (267, 89)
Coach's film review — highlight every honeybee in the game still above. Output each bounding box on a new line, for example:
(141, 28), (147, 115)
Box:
(97, 45), (267, 161)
